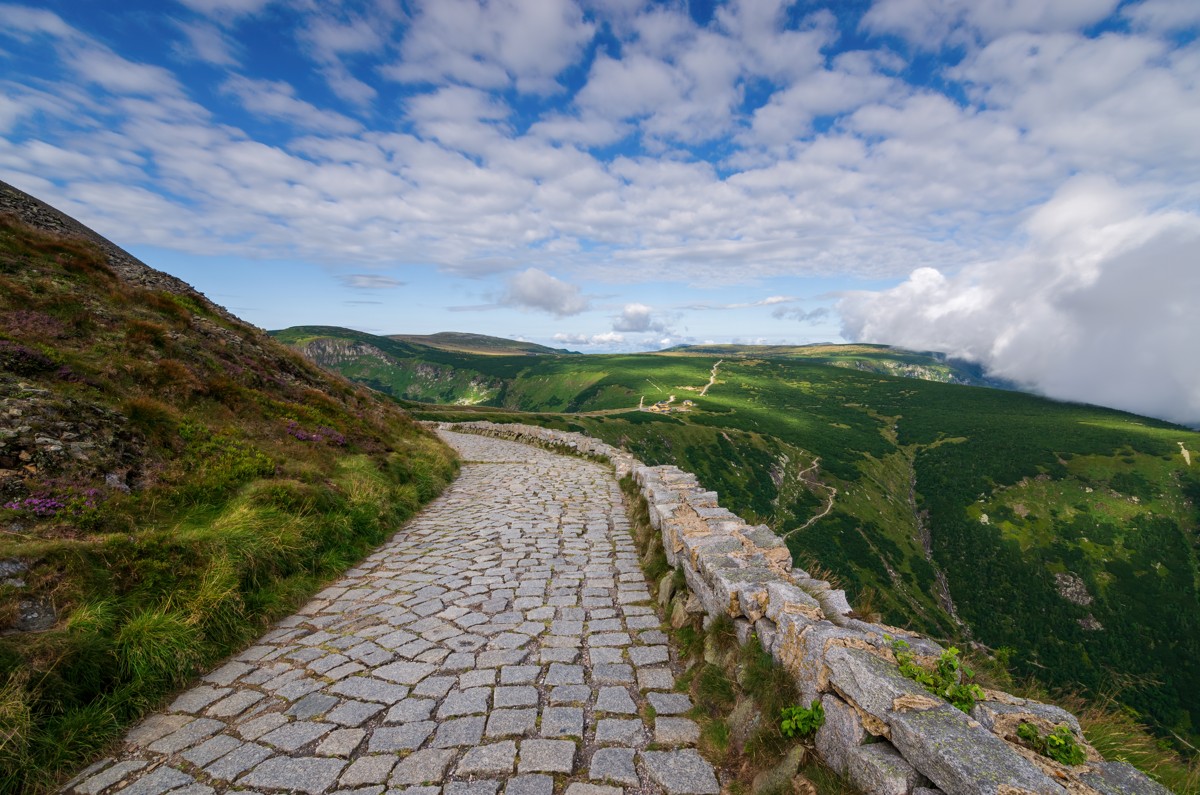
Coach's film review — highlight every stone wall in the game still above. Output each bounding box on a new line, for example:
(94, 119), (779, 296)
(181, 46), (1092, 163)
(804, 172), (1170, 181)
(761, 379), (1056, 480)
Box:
(445, 421), (1168, 795)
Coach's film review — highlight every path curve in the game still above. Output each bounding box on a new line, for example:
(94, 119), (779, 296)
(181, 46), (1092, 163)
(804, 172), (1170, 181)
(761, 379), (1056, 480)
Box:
(62, 431), (717, 795)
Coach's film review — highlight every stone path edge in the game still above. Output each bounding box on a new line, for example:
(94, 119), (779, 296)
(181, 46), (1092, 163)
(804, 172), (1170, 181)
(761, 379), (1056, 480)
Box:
(444, 421), (1169, 795)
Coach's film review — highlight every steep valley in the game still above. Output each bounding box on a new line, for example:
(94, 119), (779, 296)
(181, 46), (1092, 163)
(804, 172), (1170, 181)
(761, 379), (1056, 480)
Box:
(279, 325), (1200, 755)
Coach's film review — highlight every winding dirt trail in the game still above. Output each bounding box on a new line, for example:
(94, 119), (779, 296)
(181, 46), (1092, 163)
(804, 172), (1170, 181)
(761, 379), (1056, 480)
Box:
(698, 360), (722, 396)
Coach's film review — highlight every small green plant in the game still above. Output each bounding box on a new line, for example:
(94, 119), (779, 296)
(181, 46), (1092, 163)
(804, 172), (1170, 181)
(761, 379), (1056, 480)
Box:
(1017, 722), (1087, 766)
(892, 638), (985, 713)
(780, 700), (825, 738)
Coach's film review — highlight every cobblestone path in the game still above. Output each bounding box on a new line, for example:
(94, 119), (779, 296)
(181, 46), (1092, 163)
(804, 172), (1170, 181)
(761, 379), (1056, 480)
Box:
(64, 431), (718, 795)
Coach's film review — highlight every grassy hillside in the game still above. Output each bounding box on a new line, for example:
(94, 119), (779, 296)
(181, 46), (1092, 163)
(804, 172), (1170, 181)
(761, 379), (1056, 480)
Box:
(388, 331), (576, 356)
(0, 190), (457, 792)
(286, 328), (1200, 756)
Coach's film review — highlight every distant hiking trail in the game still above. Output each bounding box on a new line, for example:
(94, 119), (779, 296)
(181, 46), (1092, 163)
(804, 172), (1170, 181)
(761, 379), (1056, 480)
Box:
(63, 431), (718, 795)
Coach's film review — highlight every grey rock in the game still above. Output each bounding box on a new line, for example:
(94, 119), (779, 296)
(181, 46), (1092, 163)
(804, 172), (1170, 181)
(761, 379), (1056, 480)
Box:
(287, 691), (340, 720)
(647, 692), (692, 715)
(846, 742), (929, 795)
(550, 685), (592, 704)
(595, 686), (637, 714)
(504, 775), (554, 795)
(438, 687), (491, 717)
(317, 727), (366, 757)
(74, 761), (149, 795)
(655, 717), (700, 745)
(389, 748), (457, 785)
(545, 663), (584, 685)
(204, 742), (273, 781)
(330, 676), (409, 703)
(566, 785), (622, 795)
(181, 734), (243, 767)
(495, 685), (539, 707)
(595, 718), (643, 746)
(641, 749), (720, 795)
(110, 766), (196, 795)
(148, 717), (225, 753)
(431, 715), (486, 747)
(236, 711), (288, 740)
(971, 698), (1082, 737)
(486, 707), (538, 737)
(240, 756), (347, 794)
(590, 746), (639, 786)
(541, 706), (584, 737)
(815, 693), (867, 775)
(518, 738), (576, 773)
(170, 686), (230, 714)
(375, 660), (436, 685)
(1079, 762), (1174, 795)
(888, 704), (1068, 795)
(340, 755), (396, 787)
(457, 740), (518, 776)
(384, 697), (436, 724)
(593, 664), (635, 684)
(326, 699), (384, 726)
(636, 667), (674, 691)
(260, 720), (335, 751)
(368, 721), (435, 751)
(445, 782), (501, 795)
(206, 689), (266, 718)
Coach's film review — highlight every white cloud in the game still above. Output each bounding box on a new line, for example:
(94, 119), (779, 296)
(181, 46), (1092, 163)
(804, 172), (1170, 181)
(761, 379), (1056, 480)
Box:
(0, 4), (79, 39)
(176, 0), (274, 19)
(861, 0), (1120, 49)
(501, 268), (589, 316)
(840, 177), (1200, 426)
(1123, 0), (1200, 33)
(613, 303), (671, 333)
(773, 306), (830, 323)
(66, 49), (182, 96)
(339, 274), (404, 289)
(554, 331), (625, 346)
(223, 76), (361, 134)
(388, 0), (595, 94)
(173, 20), (239, 66)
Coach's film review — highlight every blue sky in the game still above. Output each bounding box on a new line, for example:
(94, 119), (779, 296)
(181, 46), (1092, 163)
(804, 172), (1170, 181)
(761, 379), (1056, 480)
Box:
(2, 0), (1199, 424)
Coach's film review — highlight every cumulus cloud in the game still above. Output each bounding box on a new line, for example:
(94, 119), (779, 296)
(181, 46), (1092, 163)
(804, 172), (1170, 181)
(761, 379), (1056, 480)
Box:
(339, 274), (404, 289)
(613, 303), (671, 333)
(861, 0), (1120, 48)
(223, 76), (361, 133)
(174, 20), (240, 66)
(501, 268), (589, 316)
(840, 177), (1200, 427)
(388, 0), (595, 94)
(553, 331), (625, 346)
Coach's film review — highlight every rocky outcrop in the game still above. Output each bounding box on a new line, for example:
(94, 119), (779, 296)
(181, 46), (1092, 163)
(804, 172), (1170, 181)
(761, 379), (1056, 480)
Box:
(301, 338), (394, 368)
(447, 421), (1170, 795)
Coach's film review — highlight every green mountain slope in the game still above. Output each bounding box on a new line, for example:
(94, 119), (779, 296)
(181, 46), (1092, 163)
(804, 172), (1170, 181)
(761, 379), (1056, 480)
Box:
(0, 183), (457, 790)
(281, 327), (1200, 751)
(664, 342), (1014, 388)
(388, 331), (577, 355)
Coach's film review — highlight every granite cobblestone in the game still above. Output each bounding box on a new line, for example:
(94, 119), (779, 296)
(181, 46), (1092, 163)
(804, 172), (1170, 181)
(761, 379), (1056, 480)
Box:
(62, 431), (715, 795)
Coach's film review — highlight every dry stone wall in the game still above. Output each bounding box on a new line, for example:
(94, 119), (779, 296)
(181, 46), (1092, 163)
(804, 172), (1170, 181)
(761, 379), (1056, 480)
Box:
(446, 422), (1169, 795)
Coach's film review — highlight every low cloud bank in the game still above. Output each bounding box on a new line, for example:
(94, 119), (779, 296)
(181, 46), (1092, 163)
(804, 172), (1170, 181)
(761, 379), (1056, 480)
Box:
(840, 177), (1200, 427)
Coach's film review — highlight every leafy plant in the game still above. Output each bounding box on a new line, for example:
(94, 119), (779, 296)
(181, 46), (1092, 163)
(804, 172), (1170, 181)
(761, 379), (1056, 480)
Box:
(1017, 722), (1087, 766)
(780, 700), (825, 738)
(892, 638), (985, 713)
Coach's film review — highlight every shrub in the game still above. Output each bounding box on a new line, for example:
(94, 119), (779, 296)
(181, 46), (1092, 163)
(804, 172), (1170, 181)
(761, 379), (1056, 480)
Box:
(780, 700), (825, 738)
(1017, 722), (1087, 766)
(892, 638), (985, 713)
